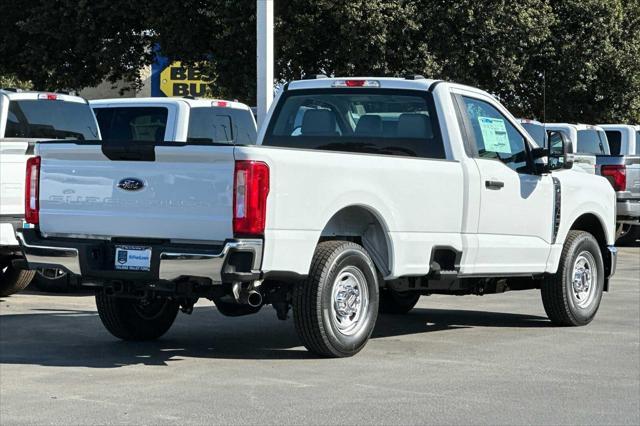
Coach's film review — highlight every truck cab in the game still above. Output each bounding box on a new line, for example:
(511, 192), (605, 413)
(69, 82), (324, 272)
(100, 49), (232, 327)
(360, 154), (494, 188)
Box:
(90, 97), (257, 144)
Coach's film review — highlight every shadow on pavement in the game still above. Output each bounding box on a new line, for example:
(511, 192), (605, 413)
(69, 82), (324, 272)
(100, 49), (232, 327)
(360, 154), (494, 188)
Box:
(0, 304), (549, 368)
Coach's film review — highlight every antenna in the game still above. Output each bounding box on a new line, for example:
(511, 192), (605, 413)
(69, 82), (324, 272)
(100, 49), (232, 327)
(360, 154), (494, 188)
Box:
(543, 70), (546, 124)
(542, 70), (547, 148)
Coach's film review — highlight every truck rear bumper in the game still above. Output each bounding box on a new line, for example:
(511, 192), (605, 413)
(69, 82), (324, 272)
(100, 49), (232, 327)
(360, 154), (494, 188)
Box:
(0, 219), (23, 247)
(616, 199), (640, 223)
(16, 229), (263, 284)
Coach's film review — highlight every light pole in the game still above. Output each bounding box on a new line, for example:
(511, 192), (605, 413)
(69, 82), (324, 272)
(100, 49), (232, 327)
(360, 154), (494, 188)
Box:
(256, 0), (274, 128)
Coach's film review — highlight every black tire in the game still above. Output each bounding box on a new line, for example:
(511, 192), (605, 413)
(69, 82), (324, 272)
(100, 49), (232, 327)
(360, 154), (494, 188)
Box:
(95, 293), (179, 340)
(0, 258), (36, 297)
(293, 240), (379, 358)
(379, 288), (420, 314)
(541, 230), (604, 326)
(33, 268), (74, 293)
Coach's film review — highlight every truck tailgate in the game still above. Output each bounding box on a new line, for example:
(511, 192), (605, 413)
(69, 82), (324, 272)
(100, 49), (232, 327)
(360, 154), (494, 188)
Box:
(37, 143), (235, 242)
(0, 141), (30, 216)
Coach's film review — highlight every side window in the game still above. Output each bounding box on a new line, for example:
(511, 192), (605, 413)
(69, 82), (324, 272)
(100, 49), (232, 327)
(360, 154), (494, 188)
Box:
(604, 131), (621, 155)
(461, 96), (529, 172)
(93, 107), (168, 141)
(228, 109), (257, 145)
(187, 108), (234, 143)
(4, 110), (21, 137)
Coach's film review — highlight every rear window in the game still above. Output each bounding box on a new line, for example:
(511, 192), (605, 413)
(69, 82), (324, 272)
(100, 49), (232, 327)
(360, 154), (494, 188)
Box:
(187, 107), (257, 144)
(264, 89), (445, 159)
(4, 100), (99, 140)
(520, 122), (546, 147)
(605, 130), (622, 155)
(93, 107), (168, 141)
(576, 129), (610, 155)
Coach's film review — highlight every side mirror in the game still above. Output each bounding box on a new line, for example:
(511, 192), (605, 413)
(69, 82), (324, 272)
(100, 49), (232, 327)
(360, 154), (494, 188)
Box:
(546, 130), (574, 171)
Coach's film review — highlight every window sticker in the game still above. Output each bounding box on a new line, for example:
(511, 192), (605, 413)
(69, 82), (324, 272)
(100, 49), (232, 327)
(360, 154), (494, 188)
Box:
(478, 116), (511, 154)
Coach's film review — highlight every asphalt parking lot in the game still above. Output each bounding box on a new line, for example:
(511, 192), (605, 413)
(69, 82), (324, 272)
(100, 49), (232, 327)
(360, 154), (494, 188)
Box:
(1, 248), (638, 425)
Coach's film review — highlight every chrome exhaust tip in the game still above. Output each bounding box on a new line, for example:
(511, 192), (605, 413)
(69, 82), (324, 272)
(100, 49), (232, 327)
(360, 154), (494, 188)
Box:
(246, 290), (263, 307)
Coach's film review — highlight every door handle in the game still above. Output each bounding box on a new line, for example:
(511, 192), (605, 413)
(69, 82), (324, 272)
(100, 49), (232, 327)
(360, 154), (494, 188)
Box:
(485, 180), (504, 190)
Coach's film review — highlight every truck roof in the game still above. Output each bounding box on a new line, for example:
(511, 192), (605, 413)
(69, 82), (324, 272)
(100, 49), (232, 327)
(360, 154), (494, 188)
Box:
(89, 97), (251, 111)
(518, 118), (544, 126)
(287, 77), (436, 91)
(284, 77), (499, 103)
(598, 124), (637, 132)
(545, 123), (606, 132)
(0, 89), (88, 104)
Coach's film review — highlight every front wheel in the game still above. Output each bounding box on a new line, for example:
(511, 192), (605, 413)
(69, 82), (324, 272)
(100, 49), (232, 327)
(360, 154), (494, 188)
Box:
(95, 293), (179, 340)
(541, 231), (604, 326)
(0, 257), (36, 297)
(293, 241), (379, 358)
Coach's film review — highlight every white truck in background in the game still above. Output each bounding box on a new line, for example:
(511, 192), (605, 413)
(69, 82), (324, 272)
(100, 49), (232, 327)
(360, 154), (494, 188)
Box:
(536, 123), (611, 174)
(0, 89), (101, 295)
(90, 97), (257, 144)
(17, 77), (617, 357)
(597, 124), (640, 244)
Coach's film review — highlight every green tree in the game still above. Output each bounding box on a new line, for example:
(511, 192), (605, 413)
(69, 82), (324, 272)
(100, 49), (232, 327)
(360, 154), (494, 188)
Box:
(0, 0), (638, 122)
(544, 0), (640, 123)
(275, 0), (440, 80)
(415, 0), (555, 119)
(0, 74), (32, 90)
(0, 0), (151, 91)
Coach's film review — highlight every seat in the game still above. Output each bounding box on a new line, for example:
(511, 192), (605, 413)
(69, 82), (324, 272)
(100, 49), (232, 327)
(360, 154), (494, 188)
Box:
(354, 115), (382, 137)
(397, 113), (433, 138)
(301, 109), (338, 136)
(154, 126), (166, 142)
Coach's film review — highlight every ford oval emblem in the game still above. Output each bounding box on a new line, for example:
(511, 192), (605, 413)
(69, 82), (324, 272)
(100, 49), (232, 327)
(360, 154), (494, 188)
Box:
(117, 178), (145, 191)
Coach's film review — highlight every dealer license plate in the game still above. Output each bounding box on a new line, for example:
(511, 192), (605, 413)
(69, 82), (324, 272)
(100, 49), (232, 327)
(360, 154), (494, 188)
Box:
(114, 246), (152, 271)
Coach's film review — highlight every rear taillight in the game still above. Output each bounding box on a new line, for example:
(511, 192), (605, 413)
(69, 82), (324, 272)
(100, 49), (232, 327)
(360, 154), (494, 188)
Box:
(233, 160), (269, 236)
(25, 156), (41, 224)
(601, 165), (626, 191)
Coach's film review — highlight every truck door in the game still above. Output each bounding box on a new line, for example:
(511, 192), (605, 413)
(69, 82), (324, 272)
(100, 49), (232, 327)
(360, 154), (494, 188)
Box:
(453, 94), (554, 274)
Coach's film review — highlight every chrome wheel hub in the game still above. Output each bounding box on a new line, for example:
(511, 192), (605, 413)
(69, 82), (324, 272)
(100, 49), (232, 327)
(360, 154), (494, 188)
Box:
(330, 266), (369, 336)
(571, 251), (597, 308)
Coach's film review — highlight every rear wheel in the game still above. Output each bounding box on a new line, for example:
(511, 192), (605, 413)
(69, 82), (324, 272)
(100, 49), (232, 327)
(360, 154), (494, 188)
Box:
(293, 241), (379, 358)
(541, 231), (604, 326)
(0, 257), (36, 297)
(379, 288), (420, 314)
(95, 293), (179, 340)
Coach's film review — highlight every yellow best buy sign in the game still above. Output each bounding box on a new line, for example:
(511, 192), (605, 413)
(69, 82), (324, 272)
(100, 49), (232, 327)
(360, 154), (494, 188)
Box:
(160, 62), (213, 97)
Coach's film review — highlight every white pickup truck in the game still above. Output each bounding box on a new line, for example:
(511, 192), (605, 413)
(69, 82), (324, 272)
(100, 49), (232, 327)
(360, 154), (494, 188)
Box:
(0, 89), (100, 296)
(536, 123), (611, 174)
(597, 124), (640, 244)
(17, 77), (617, 357)
(90, 97), (257, 144)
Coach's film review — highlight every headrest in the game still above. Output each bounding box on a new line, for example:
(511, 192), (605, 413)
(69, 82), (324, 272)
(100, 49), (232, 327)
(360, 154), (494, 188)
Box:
(397, 113), (433, 138)
(355, 115), (382, 137)
(301, 109), (337, 136)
